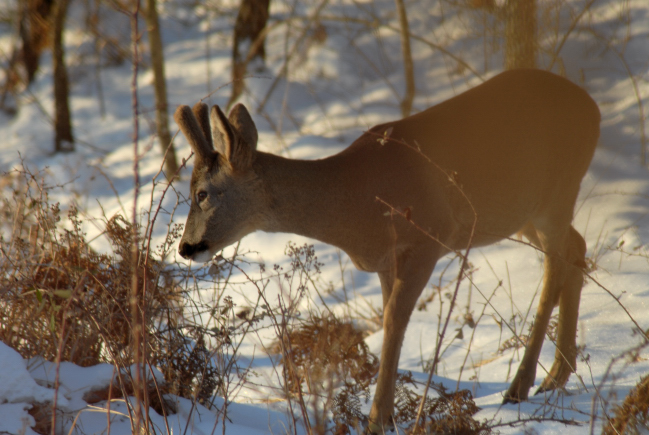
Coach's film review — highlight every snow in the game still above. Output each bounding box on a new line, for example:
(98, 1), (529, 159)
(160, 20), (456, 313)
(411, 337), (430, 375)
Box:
(1, 0), (649, 433)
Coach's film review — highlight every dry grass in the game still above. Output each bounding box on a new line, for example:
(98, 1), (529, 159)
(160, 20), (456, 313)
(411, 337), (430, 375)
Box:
(0, 168), (172, 367)
(0, 166), (225, 431)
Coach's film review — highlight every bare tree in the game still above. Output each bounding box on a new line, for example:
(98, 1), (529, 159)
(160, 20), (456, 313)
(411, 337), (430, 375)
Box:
(228, 0), (270, 109)
(394, 0), (415, 117)
(144, 0), (178, 178)
(52, 0), (74, 152)
(505, 0), (537, 69)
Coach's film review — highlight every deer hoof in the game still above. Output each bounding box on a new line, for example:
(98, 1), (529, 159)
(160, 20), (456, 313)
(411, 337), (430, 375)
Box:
(364, 417), (394, 434)
(502, 386), (529, 405)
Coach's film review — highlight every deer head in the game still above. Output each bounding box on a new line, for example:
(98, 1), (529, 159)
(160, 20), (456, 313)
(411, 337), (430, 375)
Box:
(175, 103), (263, 262)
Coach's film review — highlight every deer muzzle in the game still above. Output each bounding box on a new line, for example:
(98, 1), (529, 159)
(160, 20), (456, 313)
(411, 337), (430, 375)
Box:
(179, 240), (210, 261)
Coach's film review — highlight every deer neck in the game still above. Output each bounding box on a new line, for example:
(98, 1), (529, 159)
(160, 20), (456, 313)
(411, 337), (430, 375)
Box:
(255, 151), (349, 245)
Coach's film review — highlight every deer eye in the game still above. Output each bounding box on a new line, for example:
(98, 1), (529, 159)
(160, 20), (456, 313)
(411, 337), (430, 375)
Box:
(196, 191), (208, 203)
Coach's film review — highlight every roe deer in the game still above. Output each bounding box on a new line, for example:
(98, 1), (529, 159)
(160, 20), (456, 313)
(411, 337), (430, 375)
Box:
(175, 69), (600, 433)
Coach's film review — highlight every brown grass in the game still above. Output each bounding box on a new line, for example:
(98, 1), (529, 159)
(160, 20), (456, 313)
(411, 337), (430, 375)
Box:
(0, 167), (223, 432)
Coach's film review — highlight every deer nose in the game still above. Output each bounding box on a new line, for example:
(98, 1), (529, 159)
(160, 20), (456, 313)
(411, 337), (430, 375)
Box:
(179, 241), (208, 259)
(178, 242), (192, 258)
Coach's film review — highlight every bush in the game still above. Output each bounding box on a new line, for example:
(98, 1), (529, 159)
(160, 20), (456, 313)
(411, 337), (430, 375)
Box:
(0, 166), (219, 416)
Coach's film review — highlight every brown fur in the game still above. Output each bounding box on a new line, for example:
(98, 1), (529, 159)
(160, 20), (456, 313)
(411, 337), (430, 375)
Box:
(174, 69), (600, 432)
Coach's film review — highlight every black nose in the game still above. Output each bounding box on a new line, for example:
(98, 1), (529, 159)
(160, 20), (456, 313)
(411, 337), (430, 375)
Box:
(179, 241), (208, 259)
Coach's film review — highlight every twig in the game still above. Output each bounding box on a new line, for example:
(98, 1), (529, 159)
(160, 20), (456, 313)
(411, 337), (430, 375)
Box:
(413, 216), (476, 431)
(50, 275), (87, 434)
(547, 0), (597, 71)
(257, 0), (330, 114)
(128, 1), (144, 431)
(489, 415), (583, 429)
(583, 271), (649, 342)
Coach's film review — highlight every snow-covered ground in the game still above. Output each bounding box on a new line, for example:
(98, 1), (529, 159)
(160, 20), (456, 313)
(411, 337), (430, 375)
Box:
(1, 0), (648, 433)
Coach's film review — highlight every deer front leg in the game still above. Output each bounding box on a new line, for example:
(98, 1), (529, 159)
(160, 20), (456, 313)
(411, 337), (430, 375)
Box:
(503, 250), (564, 403)
(501, 224), (549, 403)
(367, 249), (437, 434)
(502, 302), (554, 402)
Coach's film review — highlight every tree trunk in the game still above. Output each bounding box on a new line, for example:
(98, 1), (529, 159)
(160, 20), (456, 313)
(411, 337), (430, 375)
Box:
(228, 0), (270, 109)
(394, 0), (415, 117)
(19, 0), (54, 85)
(52, 0), (74, 152)
(505, 0), (537, 70)
(145, 0), (178, 179)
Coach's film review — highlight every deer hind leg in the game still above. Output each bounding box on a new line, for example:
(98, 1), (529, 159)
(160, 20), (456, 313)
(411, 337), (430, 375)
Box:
(367, 247), (438, 434)
(503, 220), (584, 403)
(536, 225), (586, 393)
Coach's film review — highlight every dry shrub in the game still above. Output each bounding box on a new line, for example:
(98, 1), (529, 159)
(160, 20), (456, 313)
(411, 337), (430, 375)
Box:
(394, 372), (490, 434)
(603, 374), (649, 434)
(156, 328), (222, 406)
(280, 315), (378, 394)
(0, 167), (221, 412)
(276, 314), (378, 432)
(0, 185), (175, 367)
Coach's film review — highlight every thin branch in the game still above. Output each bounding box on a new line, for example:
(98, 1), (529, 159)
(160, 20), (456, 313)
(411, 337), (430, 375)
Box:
(128, 0), (144, 431)
(547, 0), (597, 71)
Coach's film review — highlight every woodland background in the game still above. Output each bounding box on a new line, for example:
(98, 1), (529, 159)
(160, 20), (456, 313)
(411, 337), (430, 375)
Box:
(0, 0), (648, 434)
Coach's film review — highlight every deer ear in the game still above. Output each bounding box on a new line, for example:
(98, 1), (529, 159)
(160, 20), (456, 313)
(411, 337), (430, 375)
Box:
(210, 104), (256, 170)
(174, 105), (214, 165)
(228, 104), (258, 154)
(210, 105), (235, 160)
(191, 102), (213, 150)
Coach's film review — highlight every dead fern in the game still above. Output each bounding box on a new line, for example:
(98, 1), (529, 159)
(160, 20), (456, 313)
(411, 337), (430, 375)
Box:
(603, 374), (649, 434)
(394, 371), (490, 434)
(331, 384), (367, 434)
(278, 314), (378, 396)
